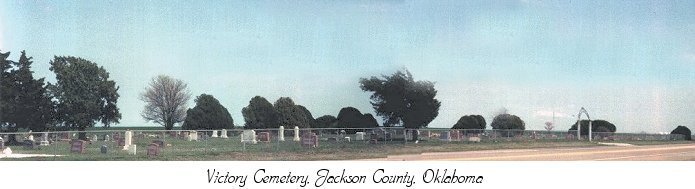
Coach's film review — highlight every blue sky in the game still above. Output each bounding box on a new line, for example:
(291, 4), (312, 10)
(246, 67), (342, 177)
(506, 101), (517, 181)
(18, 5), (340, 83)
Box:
(1, 0), (694, 133)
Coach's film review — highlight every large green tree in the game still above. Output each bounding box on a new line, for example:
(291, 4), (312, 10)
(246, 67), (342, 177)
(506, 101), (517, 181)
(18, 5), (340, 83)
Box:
(241, 96), (279, 129)
(452, 115), (486, 133)
(670, 126), (692, 140)
(491, 113), (525, 137)
(9, 51), (55, 132)
(359, 69), (440, 128)
(274, 97), (311, 128)
(0, 51), (14, 131)
(182, 94), (234, 130)
(314, 115), (337, 128)
(49, 56), (121, 139)
(568, 120), (616, 136)
(359, 69), (440, 140)
(335, 107), (378, 133)
(0, 51), (55, 144)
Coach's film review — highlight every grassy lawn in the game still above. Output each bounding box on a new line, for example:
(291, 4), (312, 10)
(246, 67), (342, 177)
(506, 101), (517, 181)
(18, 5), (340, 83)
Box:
(3, 135), (691, 161)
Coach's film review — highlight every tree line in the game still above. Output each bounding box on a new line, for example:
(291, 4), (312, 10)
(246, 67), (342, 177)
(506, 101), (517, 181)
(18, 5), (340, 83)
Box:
(1, 50), (692, 141)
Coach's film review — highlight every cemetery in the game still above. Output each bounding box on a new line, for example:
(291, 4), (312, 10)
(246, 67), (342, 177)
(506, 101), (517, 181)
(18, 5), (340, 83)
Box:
(0, 126), (691, 160)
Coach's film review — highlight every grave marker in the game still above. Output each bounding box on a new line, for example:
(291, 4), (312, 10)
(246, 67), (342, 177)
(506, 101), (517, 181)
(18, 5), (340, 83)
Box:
(40, 133), (50, 146)
(258, 132), (271, 143)
(220, 129), (228, 138)
(187, 131), (198, 141)
(147, 143), (160, 157)
(70, 140), (86, 153)
(128, 144), (137, 155)
(152, 140), (166, 149)
(301, 132), (318, 148)
(293, 126), (300, 141)
(278, 126), (285, 141)
(241, 130), (257, 144)
(0, 137), (4, 149)
(355, 132), (365, 141)
(211, 130), (219, 138)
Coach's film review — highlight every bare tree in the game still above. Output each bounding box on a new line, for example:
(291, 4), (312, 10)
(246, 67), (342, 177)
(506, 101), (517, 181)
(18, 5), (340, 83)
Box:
(544, 121), (554, 131)
(140, 75), (191, 130)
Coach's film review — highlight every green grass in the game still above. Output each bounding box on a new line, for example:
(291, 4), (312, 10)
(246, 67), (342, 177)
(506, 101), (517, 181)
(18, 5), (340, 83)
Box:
(3, 135), (691, 161)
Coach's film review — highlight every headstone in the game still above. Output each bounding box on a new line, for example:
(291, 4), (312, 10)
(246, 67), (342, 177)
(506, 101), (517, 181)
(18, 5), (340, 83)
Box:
(93, 134), (99, 141)
(40, 133), (50, 146)
(258, 132), (271, 143)
(293, 126), (301, 142)
(128, 144), (137, 155)
(344, 137), (351, 142)
(147, 143), (160, 157)
(123, 130), (133, 150)
(220, 129), (228, 138)
(241, 130), (257, 144)
(211, 130), (219, 138)
(278, 126), (285, 141)
(301, 132), (318, 148)
(2, 147), (11, 155)
(24, 140), (39, 150)
(188, 131), (198, 141)
(355, 132), (365, 141)
(70, 140), (86, 153)
(104, 135), (110, 142)
(100, 145), (108, 154)
(450, 130), (461, 141)
(0, 137), (4, 149)
(152, 140), (165, 148)
(440, 131), (451, 142)
(468, 137), (481, 143)
(27, 134), (34, 141)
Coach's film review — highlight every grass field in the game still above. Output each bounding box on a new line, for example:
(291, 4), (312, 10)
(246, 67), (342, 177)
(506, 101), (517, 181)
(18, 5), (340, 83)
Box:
(3, 135), (692, 161)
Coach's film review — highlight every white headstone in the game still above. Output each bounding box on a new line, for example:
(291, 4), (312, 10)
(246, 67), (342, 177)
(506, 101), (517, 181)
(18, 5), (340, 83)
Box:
(355, 132), (365, 141)
(344, 137), (351, 142)
(220, 129), (228, 138)
(27, 134), (34, 141)
(93, 134), (98, 141)
(128, 144), (137, 155)
(241, 130), (257, 144)
(211, 130), (219, 138)
(278, 126), (285, 141)
(293, 126), (301, 142)
(2, 147), (11, 155)
(104, 135), (110, 142)
(188, 131), (198, 141)
(123, 130), (133, 150)
(40, 133), (50, 146)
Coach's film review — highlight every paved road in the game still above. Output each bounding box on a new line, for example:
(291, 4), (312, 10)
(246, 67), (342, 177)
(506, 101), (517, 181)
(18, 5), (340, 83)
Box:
(371, 143), (695, 161)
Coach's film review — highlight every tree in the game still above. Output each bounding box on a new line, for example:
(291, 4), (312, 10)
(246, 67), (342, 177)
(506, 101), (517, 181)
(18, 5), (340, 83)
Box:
(8, 51), (55, 132)
(274, 97), (311, 128)
(452, 115), (486, 133)
(491, 114), (525, 137)
(296, 105), (315, 127)
(568, 120), (616, 136)
(241, 96), (279, 129)
(0, 51), (15, 132)
(49, 56), (121, 139)
(182, 94), (234, 130)
(335, 107), (378, 133)
(544, 121), (554, 131)
(140, 75), (191, 130)
(670, 126), (691, 140)
(359, 69), (440, 140)
(314, 115), (337, 128)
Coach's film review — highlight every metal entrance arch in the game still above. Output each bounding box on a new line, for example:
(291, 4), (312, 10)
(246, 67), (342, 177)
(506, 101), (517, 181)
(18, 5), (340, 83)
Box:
(576, 107), (593, 141)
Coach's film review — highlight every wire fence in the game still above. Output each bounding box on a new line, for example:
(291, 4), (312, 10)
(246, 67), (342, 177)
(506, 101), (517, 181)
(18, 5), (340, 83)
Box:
(0, 127), (689, 160)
